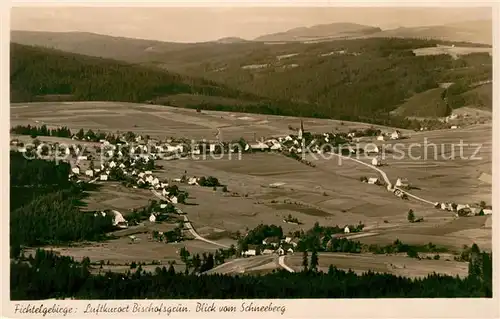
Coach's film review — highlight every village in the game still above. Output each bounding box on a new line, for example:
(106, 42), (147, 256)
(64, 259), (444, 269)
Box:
(9, 117), (492, 271)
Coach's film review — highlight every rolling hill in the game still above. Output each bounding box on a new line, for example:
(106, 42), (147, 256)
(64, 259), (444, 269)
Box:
(367, 19), (492, 45)
(10, 34), (492, 127)
(254, 22), (381, 42)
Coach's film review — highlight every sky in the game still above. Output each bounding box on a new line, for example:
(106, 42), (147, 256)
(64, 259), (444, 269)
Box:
(11, 7), (492, 43)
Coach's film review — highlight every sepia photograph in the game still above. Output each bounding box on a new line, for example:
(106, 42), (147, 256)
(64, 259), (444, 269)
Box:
(4, 3), (497, 313)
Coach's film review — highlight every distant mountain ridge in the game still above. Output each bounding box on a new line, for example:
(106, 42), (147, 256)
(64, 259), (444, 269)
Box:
(367, 19), (492, 45)
(254, 22), (382, 42)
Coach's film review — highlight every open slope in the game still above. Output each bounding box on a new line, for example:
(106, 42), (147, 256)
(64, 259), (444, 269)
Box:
(254, 22), (382, 42)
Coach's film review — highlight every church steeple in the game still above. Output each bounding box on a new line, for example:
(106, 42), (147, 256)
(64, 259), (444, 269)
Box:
(298, 119), (304, 140)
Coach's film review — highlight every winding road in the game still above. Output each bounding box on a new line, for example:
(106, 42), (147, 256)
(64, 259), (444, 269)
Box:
(151, 189), (229, 248)
(329, 152), (436, 206)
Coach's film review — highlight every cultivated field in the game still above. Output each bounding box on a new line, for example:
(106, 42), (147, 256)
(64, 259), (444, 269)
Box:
(285, 252), (469, 279)
(413, 46), (492, 58)
(10, 101), (412, 142)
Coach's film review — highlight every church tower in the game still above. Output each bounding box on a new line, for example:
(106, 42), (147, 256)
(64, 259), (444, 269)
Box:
(298, 119), (304, 140)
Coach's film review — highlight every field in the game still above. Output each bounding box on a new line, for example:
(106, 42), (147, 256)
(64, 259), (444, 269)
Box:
(285, 252), (469, 279)
(413, 46), (492, 58)
(10, 101), (412, 142)
(11, 101), (492, 274)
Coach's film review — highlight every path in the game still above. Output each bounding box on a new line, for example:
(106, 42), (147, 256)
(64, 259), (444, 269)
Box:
(329, 152), (436, 206)
(278, 255), (295, 273)
(151, 189), (229, 248)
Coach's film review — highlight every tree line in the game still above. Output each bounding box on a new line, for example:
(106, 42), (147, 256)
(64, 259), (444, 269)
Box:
(10, 247), (492, 300)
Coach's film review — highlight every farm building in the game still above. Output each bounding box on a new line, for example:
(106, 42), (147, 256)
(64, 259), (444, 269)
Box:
(367, 177), (379, 185)
(483, 209), (492, 215)
(99, 174), (108, 181)
(72, 167), (80, 175)
(364, 144), (379, 154)
(188, 177), (198, 185)
(243, 245), (259, 256)
(112, 210), (128, 228)
(376, 135), (385, 141)
(85, 169), (94, 177)
(344, 226), (350, 234)
(262, 249), (274, 255)
(371, 157), (381, 166)
(170, 196), (178, 204)
(249, 142), (269, 151)
(395, 178), (409, 188)
(149, 214), (156, 223)
(263, 236), (281, 247)
(390, 130), (401, 140)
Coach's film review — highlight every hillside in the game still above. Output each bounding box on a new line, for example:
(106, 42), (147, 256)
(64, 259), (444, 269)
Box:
(9, 43), (259, 105)
(11, 31), (192, 62)
(391, 88), (450, 118)
(254, 23), (382, 42)
(368, 20), (492, 45)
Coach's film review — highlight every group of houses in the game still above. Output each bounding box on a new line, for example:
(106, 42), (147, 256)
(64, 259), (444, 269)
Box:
(434, 202), (492, 216)
(375, 130), (402, 141)
(243, 236), (300, 257)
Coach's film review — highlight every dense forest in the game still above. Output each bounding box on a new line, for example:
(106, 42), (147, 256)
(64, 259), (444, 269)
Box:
(10, 151), (113, 249)
(11, 247), (492, 300)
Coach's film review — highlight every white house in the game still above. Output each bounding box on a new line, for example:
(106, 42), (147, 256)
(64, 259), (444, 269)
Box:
(483, 209), (492, 215)
(71, 167), (80, 175)
(284, 237), (292, 243)
(85, 169), (94, 177)
(270, 143), (282, 150)
(100, 174), (108, 181)
(152, 177), (160, 186)
(367, 177), (379, 185)
(170, 196), (178, 204)
(146, 175), (154, 184)
(243, 248), (257, 257)
(376, 135), (385, 141)
(192, 148), (201, 155)
(365, 144), (379, 154)
(78, 155), (88, 160)
(262, 249), (274, 255)
(138, 172), (145, 178)
(371, 157), (380, 166)
(173, 178), (182, 182)
(109, 161), (117, 168)
(112, 210), (128, 228)
(161, 182), (169, 188)
(395, 178), (409, 188)
(137, 178), (145, 185)
(344, 226), (350, 234)
(188, 177), (198, 185)
(450, 125), (458, 129)
(390, 130), (401, 140)
(162, 189), (170, 197)
(287, 248), (294, 254)
(149, 214), (156, 223)
(119, 163), (126, 169)
(250, 142), (269, 151)
(160, 203), (168, 209)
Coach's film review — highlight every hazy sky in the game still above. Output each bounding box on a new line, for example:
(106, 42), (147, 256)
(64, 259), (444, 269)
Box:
(11, 7), (492, 43)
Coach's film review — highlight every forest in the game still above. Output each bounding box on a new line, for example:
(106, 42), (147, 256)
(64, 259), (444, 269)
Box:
(11, 40), (491, 129)
(10, 247), (492, 300)
(10, 151), (114, 249)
